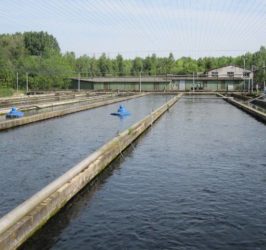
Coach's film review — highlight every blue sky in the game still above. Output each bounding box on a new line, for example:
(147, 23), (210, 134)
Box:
(0, 0), (265, 58)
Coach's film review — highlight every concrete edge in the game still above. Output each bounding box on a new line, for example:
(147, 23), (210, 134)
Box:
(218, 93), (266, 124)
(0, 94), (182, 249)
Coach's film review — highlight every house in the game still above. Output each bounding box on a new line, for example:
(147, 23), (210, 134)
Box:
(207, 65), (253, 79)
(206, 65), (253, 91)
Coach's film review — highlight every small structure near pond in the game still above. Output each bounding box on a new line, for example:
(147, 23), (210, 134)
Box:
(6, 107), (24, 118)
(111, 105), (130, 117)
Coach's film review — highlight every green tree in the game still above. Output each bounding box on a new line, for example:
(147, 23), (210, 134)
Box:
(115, 54), (125, 76)
(131, 57), (143, 75)
(166, 52), (175, 73)
(88, 57), (99, 77)
(252, 46), (266, 84)
(76, 55), (90, 77)
(98, 53), (112, 76)
(23, 31), (60, 56)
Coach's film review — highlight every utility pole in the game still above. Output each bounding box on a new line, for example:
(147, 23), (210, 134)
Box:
(26, 72), (29, 93)
(139, 71), (142, 92)
(263, 62), (266, 94)
(16, 72), (18, 93)
(243, 58), (246, 92)
(192, 72), (195, 92)
(251, 65), (253, 94)
(251, 65), (256, 94)
(78, 72), (80, 92)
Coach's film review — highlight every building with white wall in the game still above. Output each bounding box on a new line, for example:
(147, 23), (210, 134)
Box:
(207, 65), (253, 79)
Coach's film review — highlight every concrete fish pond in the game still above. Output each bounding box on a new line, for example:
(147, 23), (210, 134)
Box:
(0, 94), (179, 249)
(23, 95), (266, 250)
(1, 94), (266, 250)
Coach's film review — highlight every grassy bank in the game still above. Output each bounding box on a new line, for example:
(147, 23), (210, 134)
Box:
(0, 87), (14, 97)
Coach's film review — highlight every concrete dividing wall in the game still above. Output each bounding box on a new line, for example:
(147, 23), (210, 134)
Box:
(0, 94), (146, 131)
(0, 94), (182, 250)
(230, 93), (250, 101)
(217, 93), (266, 124)
(0, 93), (78, 107)
(252, 99), (266, 109)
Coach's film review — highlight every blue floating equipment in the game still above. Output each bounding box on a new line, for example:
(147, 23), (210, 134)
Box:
(6, 107), (24, 119)
(111, 105), (130, 117)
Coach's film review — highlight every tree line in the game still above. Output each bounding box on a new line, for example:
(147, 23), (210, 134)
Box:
(0, 31), (265, 91)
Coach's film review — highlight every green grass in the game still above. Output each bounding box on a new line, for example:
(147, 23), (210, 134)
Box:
(0, 87), (14, 97)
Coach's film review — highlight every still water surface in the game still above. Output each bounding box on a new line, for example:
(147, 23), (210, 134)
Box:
(0, 95), (119, 121)
(0, 95), (171, 217)
(22, 96), (266, 250)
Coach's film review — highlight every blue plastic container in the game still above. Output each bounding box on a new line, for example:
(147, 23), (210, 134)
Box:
(6, 107), (24, 119)
(111, 105), (130, 117)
